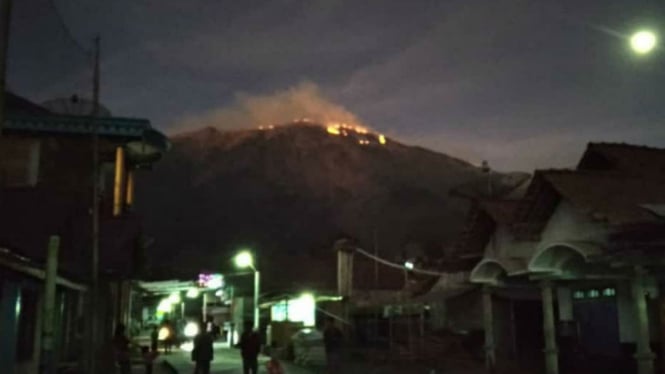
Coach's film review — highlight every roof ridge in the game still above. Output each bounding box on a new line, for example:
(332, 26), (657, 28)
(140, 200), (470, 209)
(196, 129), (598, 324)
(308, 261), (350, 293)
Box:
(588, 142), (665, 152)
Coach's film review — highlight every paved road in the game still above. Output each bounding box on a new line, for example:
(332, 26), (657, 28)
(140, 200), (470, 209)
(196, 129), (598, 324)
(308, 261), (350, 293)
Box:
(162, 345), (486, 374)
(163, 346), (315, 374)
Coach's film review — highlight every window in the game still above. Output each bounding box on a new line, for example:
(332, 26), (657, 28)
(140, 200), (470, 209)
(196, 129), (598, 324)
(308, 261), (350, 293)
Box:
(602, 288), (616, 297)
(573, 287), (616, 300)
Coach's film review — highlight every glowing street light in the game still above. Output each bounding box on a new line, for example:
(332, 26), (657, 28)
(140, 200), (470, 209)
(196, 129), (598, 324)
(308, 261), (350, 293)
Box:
(168, 292), (181, 304)
(630, 30), (657, 55)
(186, 288), (200, 299)
(157, 298), (173, 313)
(184, 321), (199, 338)
(234, 251), (254, 269)
(234, 250), (260, 330)
(404, 261), (415, 270)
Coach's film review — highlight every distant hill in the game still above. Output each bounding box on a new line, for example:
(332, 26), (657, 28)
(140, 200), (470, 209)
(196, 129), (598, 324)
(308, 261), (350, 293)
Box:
(136, 122), (528, 290)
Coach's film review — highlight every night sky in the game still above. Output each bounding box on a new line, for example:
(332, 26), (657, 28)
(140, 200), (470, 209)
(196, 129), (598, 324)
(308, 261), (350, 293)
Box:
(8, 0), (665, 171)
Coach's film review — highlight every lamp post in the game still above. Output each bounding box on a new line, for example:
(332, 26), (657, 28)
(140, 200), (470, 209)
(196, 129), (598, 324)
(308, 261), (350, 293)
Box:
(234, 250), (260, 330)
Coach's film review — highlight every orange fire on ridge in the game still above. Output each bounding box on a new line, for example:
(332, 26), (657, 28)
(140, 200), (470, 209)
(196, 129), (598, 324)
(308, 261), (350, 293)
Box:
(326, 122), (386, 146)
(255, 119), (386, 146)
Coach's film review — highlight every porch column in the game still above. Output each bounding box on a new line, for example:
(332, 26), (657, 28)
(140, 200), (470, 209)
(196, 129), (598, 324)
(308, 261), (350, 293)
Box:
(541, 281), (559, 374)
(482, 285), (496, 372)
(113, 146), (125, 217)
(632, 267), (655, 374)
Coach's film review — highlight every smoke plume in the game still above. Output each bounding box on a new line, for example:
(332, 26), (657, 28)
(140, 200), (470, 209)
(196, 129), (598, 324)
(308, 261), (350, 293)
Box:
(172, 81), (367, 134)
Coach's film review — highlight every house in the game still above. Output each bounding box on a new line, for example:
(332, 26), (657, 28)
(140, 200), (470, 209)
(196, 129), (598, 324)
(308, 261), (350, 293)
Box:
(468, 143), (665, 374)
(0, 93), (169, 374)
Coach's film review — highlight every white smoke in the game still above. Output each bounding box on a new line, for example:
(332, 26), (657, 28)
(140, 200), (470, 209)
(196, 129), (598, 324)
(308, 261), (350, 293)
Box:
(171, 81), (367, 134)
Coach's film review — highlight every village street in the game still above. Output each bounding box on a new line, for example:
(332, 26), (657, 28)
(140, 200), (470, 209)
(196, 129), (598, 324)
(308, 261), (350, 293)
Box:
(159, 344), (486, 374)
(162, 344), (315, 374)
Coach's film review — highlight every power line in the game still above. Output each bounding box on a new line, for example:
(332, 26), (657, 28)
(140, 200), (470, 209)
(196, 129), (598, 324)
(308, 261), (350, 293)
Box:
(47, 0), (91, 56)
(354, 247), (449, 277)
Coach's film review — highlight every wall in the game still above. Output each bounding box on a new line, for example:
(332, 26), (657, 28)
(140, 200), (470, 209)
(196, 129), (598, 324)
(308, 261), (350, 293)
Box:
(482, 200), (609, 263)
(483, 225), (535, 260)
(0, 138), (40, 187)
(539, 200), (608, 247)
(445, 289), (483, 332)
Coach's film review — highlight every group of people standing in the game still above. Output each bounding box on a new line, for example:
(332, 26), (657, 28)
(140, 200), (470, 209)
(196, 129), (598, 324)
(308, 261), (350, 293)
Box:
(190, 321), (271, 374)
(188, 318), (344, 374)
(113, 317), (344, 374)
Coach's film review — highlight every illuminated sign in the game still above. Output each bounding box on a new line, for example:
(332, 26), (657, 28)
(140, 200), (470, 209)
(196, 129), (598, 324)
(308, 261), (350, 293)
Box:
(198, 273), (224, 289)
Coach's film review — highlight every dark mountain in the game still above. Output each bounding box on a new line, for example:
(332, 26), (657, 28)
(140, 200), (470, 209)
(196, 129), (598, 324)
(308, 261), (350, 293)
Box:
(135, 123), (527, 289)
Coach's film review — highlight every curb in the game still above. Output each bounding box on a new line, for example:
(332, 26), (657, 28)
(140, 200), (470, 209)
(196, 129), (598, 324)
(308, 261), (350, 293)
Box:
(162, 360), (178, 374)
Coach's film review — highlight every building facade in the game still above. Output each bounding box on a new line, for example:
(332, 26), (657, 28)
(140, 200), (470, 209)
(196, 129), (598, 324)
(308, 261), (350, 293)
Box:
(0, 93), (169, 373)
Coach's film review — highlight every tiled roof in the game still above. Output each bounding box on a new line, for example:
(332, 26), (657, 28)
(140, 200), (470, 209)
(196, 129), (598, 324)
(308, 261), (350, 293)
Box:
(6, 92), (51, 115)
(540, 170), (665, 225)
(578, 142), (665, 178)
(478, 199), (521, 224)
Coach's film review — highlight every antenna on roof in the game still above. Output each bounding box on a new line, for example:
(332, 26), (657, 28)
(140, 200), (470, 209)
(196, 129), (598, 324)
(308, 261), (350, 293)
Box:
(481, 160), (493, 196)
(41, 95), (112, 117)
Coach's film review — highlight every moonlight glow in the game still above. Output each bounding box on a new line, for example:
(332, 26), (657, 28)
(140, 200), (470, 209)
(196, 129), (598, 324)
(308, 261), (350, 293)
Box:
(630, 30), (657, 54)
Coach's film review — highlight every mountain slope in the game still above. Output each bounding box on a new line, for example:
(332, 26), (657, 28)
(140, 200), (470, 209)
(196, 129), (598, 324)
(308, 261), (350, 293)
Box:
(136, 123), (527, 288)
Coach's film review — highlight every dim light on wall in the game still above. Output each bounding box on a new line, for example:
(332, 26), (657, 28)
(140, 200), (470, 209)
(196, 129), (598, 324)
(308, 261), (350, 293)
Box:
(270, 293), (316, 327)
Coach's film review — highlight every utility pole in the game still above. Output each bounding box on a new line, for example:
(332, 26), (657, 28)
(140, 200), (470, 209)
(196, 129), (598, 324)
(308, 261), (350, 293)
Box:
(373, 229), (379, 342)
(0, 0), (11, 136)
(40, 236), (60, 374)
(88, 35), (101, 374)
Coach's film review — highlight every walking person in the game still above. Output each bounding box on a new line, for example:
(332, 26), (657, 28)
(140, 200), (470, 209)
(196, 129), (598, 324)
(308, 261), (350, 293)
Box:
(192, 321), (214, 374)
(112, 323), (133, 374)
(323, 317), (343, 373)
(238, 321), (261, 374)
(141, 346), (158, 374)
(150, 325), (159, 353)
(161, 319), (174, 354)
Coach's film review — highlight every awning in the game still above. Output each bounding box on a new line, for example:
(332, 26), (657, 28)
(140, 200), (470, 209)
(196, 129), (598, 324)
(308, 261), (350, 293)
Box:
(470, 257), (527, 284)
(137, 279), (197, 295)
(528, 241), (603, 274)
(0, 247), (86, 291)
(5, 114), (171, 164)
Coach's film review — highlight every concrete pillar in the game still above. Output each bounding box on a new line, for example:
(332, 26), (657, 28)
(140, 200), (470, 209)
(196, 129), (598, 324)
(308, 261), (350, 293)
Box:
(541, 281), (559, 374)
(482, 285), (496, 372)
(40, 235), (60, 374)
(632, 268), (655, 374)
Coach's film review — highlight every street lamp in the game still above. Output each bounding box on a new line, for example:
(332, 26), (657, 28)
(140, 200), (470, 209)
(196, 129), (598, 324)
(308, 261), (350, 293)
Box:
(630, 30), (657, 55)
(234, 250), (260, 330)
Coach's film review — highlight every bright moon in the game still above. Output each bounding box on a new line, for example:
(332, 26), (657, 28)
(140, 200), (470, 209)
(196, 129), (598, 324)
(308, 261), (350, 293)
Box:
(631, 31), (657, 54)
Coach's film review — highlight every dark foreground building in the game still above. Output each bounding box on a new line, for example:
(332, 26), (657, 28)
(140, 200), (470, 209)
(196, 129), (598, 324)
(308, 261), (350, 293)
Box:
(0, 93), (169, 374)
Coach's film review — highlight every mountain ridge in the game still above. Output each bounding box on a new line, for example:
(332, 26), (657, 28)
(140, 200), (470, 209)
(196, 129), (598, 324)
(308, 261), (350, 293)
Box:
(137, 123), (528, 287)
